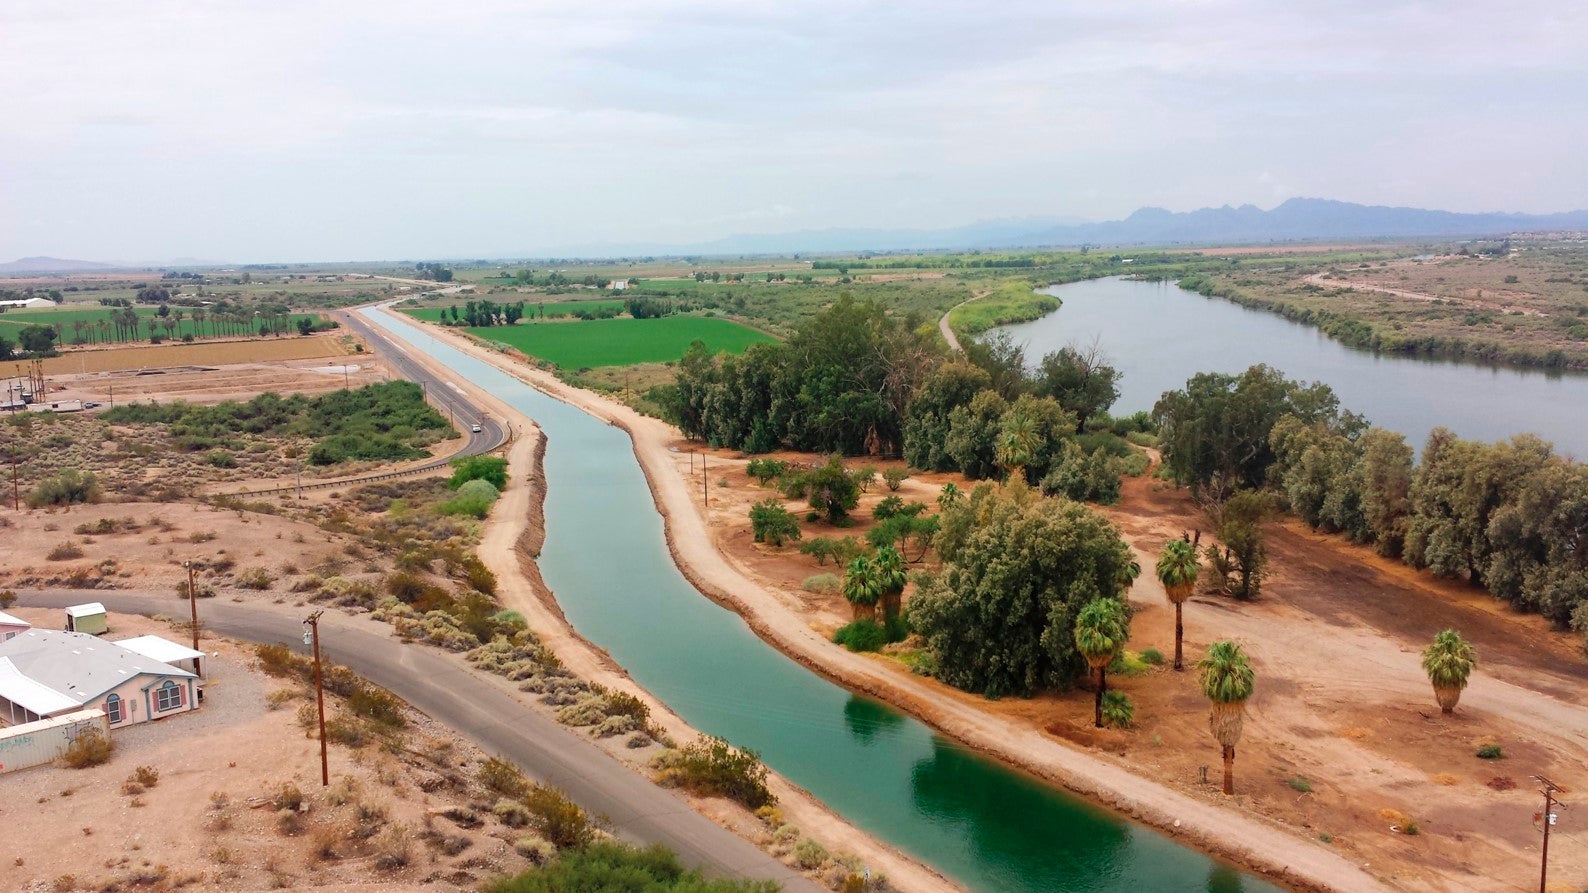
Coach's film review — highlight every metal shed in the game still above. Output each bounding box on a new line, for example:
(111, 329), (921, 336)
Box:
(64, 603), (108, 635)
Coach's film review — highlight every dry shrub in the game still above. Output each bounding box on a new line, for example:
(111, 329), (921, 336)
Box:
(47, 541), (85, 561)
(513, 835), (556, 865)
(522, 783), (597, 850)
(121, 780), (145, 796)
(265, 689), (298, 710)
(273, 783), (305, 811)
(310, 820), (350, 862)
(373, 823), (412, 870)
(1431, 772), (1461, 786)
(479, 757), (529, 799)
(1487, 776), (1517, 791)
(132, 765), (159, 787)
(60, 728), (113, 769)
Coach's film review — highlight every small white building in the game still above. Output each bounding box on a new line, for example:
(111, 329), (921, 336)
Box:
(0, 297), (55, 310)
(115, 636), (205, 676)
(611, 279), (628, 291)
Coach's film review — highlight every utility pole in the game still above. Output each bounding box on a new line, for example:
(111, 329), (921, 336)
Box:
(303, 612), (329, 786)
(295, 460), (303, 500)
(183, 560), (202, 676)
(1533, 775), (1566, 893)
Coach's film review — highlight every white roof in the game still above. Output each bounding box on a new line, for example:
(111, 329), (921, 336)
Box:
(0, 629), (195, 713)
(0, 611), (30, 628)
(0, 657), (82, 715)
(115, 635), (203, 664)
(65, 603), (106, 618)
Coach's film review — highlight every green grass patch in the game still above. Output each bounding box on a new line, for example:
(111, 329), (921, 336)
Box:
(0, 305), (321, 342)
(466, 316), (776, 369)
(947, 280), (1061, 337)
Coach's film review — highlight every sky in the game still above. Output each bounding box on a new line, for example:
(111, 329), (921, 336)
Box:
(2, 0), (1586, 263)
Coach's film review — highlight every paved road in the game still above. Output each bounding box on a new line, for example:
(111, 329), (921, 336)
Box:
(337, 306), (508, 453)
(22, 590), (818, 891)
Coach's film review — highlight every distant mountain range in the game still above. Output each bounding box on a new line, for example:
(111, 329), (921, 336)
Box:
(0, 256), (117, 274)
(557, 198), (1588, 256)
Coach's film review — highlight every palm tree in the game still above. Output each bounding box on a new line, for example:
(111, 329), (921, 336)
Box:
(841, 556), (881, 621)
(872, 545), (908, 623)
(1074, 597), (1130, 728)
(997, 411), (1039, 483)
(1198, 641), (1256, 795)
(1421, 629), (1475, 714)
(1156, 539), (1201, 671)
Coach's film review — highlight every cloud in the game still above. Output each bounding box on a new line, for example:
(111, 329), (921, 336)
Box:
(0, 0), (1584, 260)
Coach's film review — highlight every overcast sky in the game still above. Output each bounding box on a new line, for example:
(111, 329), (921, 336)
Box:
(2, 0), (1585, 263)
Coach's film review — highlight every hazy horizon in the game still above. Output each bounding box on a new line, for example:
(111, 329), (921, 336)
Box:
(3, 1), (1585, 263)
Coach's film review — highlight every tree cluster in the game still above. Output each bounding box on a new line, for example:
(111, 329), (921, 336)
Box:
(438, 300), (526, 328)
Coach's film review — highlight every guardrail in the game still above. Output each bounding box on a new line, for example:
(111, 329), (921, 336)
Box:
(225, 427), (512, 499)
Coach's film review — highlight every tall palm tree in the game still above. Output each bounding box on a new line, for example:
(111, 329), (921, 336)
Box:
(1156, 538), (1201, 671)
(997, 411), (1039, 483)
(1198, 641), (1256, 795)
(841, 555), (881, 621)
(872, 545), (908, 623)
(1074, 597), (1130, 728)
(1421, 629), (1475, 714)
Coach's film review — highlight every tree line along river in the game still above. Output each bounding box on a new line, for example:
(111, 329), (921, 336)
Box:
(362, 306), (1280, 893)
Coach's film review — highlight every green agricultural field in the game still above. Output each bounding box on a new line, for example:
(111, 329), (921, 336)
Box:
(404, 300), (628, 323)
(464, 316), (776, 368)
(0, 305), (322, 344)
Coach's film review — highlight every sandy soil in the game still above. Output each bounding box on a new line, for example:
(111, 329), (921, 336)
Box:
(1304, 268), (1548, 317)
(369, 314), (963, 893)
(396, 316), (1390, 893)
(0, 608), (530, 893)
(36, 334), (352, 375)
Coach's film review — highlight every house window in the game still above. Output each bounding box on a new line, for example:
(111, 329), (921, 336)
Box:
(105, 693), (123, 724)
(155, 681), (184, 713)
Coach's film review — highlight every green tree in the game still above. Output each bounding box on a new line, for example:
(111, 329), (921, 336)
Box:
(943, 390), (1009, 480)
(1034, 342), (1121, 433)
(748, 499), (801, 547)
(872, 545), (908, 621)
(910, 484), (1136, 697)
(1421, 629), (1475, 714)
(1213, 491), (1273, 600)
(803, 457), (861, 525)
(1198, 641), (1256, 796)
(841, 555), (881, 621)
(902, 361), (992, 471)
(1155, 538), (1201, 670)
(1074, 597), (1130, 728)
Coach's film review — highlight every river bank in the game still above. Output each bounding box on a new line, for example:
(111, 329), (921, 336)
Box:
(365, 308), (962, 893)
(386, 309), (1388, 893)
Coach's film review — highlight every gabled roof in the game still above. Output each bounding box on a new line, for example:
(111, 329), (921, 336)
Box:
(115, 635), (204, 664)
(0, 629), (195, 712)
(65, 603), (106, 618)
(0, 657), (80, 715)
(0, 611), (31, 628)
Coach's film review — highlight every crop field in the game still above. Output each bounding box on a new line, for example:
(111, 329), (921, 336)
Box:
(34, 333), (347, 374)
(0, 305), (323, 343)
(403, 300), (627, 322)
(463, 316), (776, 368)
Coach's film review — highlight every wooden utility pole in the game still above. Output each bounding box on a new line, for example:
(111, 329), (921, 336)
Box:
(183, 560), (202, 676)
(304, 612), (329, 786)
(1533, 775), (1566, 893)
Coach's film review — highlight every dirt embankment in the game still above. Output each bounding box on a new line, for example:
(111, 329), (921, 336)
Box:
(371, 312), (963, 893)
(391, 313), (1393, 893)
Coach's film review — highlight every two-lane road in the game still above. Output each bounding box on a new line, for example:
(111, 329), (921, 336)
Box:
(20, 590), (819, 891)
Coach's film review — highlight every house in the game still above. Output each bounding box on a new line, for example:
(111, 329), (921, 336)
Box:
(116, 635), (205, 676)
(0, 611), (30, 642)
(64, 602), (108, 635)
(0, 297), (55, 310)
(611, 279), (628, 291)
(0, 629), (200, 728)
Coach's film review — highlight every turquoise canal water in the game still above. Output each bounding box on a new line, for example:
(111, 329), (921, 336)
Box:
(995, 277), (1588, 458)
(362, 307), (1281, 893)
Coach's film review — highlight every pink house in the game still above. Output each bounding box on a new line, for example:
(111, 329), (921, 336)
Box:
(0, 611), (30, 643)
(0, 629), (199, 728)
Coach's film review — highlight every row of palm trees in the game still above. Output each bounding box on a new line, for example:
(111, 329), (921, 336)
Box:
(1139, 536), (1475, 796)
(58, 307), (301, 345)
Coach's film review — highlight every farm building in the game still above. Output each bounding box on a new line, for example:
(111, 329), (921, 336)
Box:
(0, 629), (200, 727)
(0, 611), (30, 642)
(0, 297), (55, 309)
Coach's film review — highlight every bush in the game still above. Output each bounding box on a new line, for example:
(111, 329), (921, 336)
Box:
(1101, 690), (1134, 729)
(654, 736), (774, 809)
(798, 536), (862, 567)
(480, 757), (530, 799)
(832, 619), (888, 653)
(746, 458), (789, 485)
(236, 567), (275, 590)
(802, 573), (840, 595)
(441, 479), (499, 518)
(255, 643), (304, 679)
(748, 499), (801, 547)
(882, 468), (909, 492)
(131, 766), (160, 787)
(1287, 777), (1313, 793)
(205, 450), (238, 468)
(27, 470), (101, 508)
(348, 686), (406, 729)
(793, 837), (829, 870)
(61, 728), (114, 768)
(522, 783), (597, 850)
(485, 841), (774, 893)
(0, 590), (14, 610)
(47, 541), (85, 561)
(1139, 648), (1165, 666)
(1476, 744), (1504, 759)
(449, 455), (508, 490)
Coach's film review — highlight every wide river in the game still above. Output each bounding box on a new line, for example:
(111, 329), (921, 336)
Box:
(362, 308), (1279, 893)
(995, 277), (1588, 457)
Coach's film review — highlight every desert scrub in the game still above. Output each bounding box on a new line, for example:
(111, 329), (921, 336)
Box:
(653, 736), (775, 809)
(27, 469), (101, 508)
(60, 727), (114, 768)
(802, 573), (840, 595)
(236, 566), (275, 590)
(792, 837), (829, 870)
(47, 540), (85, 561)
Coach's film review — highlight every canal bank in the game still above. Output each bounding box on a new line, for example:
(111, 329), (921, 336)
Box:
(365, 306), (1381, 893)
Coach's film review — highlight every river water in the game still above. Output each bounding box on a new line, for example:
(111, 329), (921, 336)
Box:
(361, 307), (1279, 893)
(993, 277), (1588, 458)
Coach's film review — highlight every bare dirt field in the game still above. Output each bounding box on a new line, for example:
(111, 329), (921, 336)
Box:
(0, 608), (531, 893)
(36, 334), (351, 375)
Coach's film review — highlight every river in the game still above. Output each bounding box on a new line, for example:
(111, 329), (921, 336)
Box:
(993, 277), (1588, 458)
(360, 307), (1279, 893)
